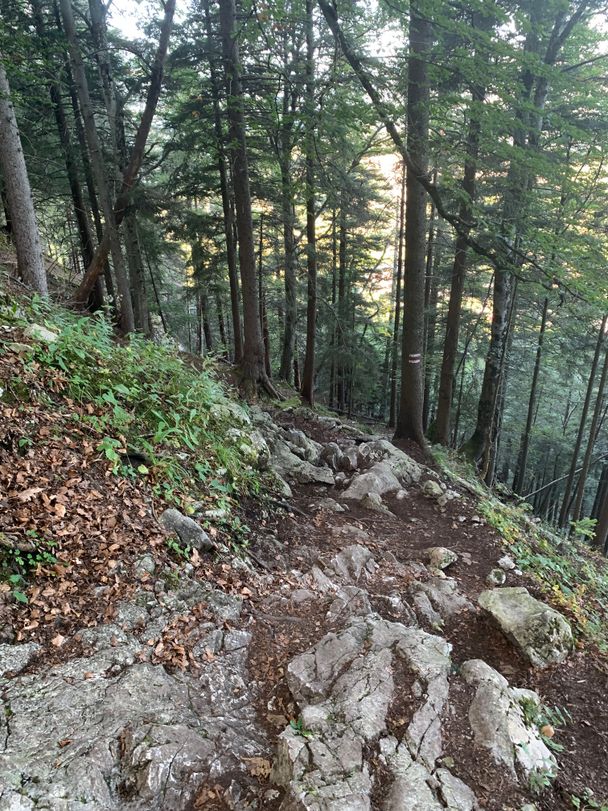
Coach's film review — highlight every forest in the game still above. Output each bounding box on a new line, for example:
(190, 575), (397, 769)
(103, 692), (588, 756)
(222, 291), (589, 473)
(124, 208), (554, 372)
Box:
(2, 0), (608, 549)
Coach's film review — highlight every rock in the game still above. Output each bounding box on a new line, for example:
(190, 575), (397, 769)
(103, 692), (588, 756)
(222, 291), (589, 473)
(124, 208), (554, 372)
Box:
(0, 642), (40, 679)
(7, 342), (31, 354)
(23, 323), (58, 343)
(134, 553), (156, 578)
(283, 428), (323, 463)
(0, 614), (264, 810)
(424, 547), (458, 570)
(412, 591), (444, 630)
(478, 587), (574, 668)
(310, 497), (346, 513)
(498, 555), (516, 570)
(365, 439), (423, 484)
(486, 568), (507, 586)
(159, 508), (214, 552)
(320, 441), (343, 470)
(421, 479), (443, 499)
(339, 446), (359, 473)
(356, 443), (371, 467)
(271, 440), (335, 486)
(343, 461), (401, 500)
(360, 492), (390, 512)
(326, 544), (377, 584)
(461, 659), (557, 781)
(412, 577), (472, 620)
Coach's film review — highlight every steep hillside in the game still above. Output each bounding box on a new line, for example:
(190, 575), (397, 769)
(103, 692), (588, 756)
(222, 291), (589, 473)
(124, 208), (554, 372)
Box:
(1, 289), (608, 811)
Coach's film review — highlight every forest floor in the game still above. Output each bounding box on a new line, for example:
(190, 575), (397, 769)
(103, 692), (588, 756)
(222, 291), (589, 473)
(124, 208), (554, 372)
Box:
(1, 308), (608, 810)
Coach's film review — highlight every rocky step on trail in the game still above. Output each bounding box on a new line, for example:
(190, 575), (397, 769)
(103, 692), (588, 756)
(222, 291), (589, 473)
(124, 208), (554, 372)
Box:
(1, 407), (607, 811)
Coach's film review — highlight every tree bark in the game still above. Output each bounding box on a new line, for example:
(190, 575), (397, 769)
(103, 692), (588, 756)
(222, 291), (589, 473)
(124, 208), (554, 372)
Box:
(571, 340), (608, 523)
(394, 5), (430, 445)
(202, 0), (242, 362)
(0, 57), (48, 294)
(559, 314), (607, 528)
(70, 0), (175, 312)
(218, 0), (275, 397)
(59, 0), (134, 331)
(301, 0), (317, 405)
(433, 84), (484, 444)
(512, 297), (549, 493)
(388, 163), (406, 428)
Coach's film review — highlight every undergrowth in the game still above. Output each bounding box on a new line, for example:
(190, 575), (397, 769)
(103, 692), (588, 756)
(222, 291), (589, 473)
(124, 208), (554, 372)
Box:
(478, 496), (608, 653)
(0, 293), (268, 560)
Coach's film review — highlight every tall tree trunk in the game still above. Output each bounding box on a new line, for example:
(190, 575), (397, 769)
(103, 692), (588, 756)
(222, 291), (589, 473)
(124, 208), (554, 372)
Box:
(336, 205), (348, 412)
(59, 0), (134, 331)
(559, 314), (607, 528)
(389, 163), (406, 428)
(218, 0), (274, 397)
(512, 297), (549, 493)
(433, 84), (484, 444)
(571, 341), (608, 523)
(301, 0), (317, 405)
(394, 4), (430, 445)
(32, 0), (98, 303)
(423, 217), (440, 430)
(202, 0), (242, 362)
(258, 214), (272, 378)
(0, 57), (48, 294)
(70, 0), (175, 309)
(123, 213), (151, 334)
(278, 45), (298, 380)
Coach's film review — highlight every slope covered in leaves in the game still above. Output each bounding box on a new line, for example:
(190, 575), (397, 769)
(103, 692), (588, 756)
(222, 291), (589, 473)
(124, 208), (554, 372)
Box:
(0, 287), (268, 658)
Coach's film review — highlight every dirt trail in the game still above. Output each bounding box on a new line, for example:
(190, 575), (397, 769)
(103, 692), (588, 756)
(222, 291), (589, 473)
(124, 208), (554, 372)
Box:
(243, 409), (608, 811)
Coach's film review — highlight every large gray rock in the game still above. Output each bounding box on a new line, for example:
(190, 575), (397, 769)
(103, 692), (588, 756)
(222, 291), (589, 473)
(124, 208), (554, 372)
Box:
(365, 440), (423, 484)
(478, 587), (574, 668)
(342, 462), (401, 501)
(460, 659), (557, 781)
(274, 612), (475, 811)
(271, 440), (335, 486)
(159, 508), (214, 552)
(0, 599), (264, 810)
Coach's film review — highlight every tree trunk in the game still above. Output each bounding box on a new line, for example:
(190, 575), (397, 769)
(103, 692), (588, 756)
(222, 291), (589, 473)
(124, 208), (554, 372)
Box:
(0, 57), (48, 294)
(512, 297), (549, 493)
(218, 0), (274, 397)
(202, 0), (242, 362)
(59, 0), (134, 331)
(123, 213), (151, 334)
(301, 0), (317, 405)
(70, 0), (175, 311)
(394, 5), (430, 446)
(559, 314), (607, 528)
(389, 163), (406, 428)
(571, 340), (608, 523)
(278, 50), (298, 380)
(423, 217), (440, 431)
(258, 214), (272, 378)
(433, 84), (484, 444)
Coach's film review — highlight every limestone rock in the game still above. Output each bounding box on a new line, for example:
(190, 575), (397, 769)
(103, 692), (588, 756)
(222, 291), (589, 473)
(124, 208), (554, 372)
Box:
(360, 492), (390, 512)
(0, 642), (40, 679)
(23, 323), (58, 343)
(421, 479), (443, 499)
(424, 547), (458, 570)
(366, 439), (423, 484)
(271, 440), (335, 486)
(461, 659), (557, 781)
(486, 568), (507, 586)
(478, 587), (574, 668)
(159, 508), (214, 552)
(342, 461), (401, 500)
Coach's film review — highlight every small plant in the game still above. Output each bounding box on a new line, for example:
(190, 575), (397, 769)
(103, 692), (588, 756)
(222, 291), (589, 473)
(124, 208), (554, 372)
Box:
(571, 517), (597, 541)
(571, 788), (608, 810)
(289, 718), (314, 739)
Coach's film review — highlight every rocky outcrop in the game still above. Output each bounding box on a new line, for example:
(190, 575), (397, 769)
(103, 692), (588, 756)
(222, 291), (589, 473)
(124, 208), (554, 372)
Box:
(478, 587), (574, 668)
(342, 461), (401, 501)
(159, 508), (214, 552)
(461, 659), (557, 780)
(0, 575), (263, 811)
